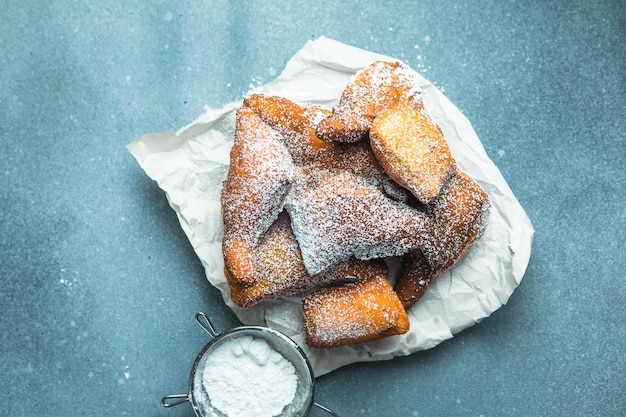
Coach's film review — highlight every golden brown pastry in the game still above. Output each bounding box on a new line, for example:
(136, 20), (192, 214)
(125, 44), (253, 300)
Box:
(221, 107), (296, 287)
(425, 169), (490, 269)
(244, 93), (407, 201)
(227, 211), (388, 308)
(395, 170), (490, 308)
(316, 60), (423, 143)
(302, 275), (410, 348)
(394, 250), (439, 310)
(243, 94), (333, 165)
(221, 60), (492, 346)
(370, 98), (456, 204)
(284, 168), (434, 275)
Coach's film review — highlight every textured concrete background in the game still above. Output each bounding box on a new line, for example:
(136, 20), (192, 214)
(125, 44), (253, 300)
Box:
(1, 1), (624, 416)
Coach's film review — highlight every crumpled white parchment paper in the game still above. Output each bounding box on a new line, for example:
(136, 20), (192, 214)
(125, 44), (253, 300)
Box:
(127, 36), (534, 377)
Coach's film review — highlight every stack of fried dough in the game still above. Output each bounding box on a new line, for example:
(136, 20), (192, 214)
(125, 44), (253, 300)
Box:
(221, 61), (490, 349)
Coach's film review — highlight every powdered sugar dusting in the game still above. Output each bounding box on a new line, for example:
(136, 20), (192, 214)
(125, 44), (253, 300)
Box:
(316, 60), (425, 142)
(221, 107), (296, 284)
(228, 211), (386, 308)
(284, 169), (433, 275)
(370, 99), (455, 204)
(243, 94), (402, 197)
(302, 276), (409, 347)
(425, 170), (490, 270)
(222, 108), (295, 238)
(221, 60), (491, 347)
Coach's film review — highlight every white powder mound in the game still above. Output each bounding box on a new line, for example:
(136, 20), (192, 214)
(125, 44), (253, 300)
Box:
(202, 336), (298, 417)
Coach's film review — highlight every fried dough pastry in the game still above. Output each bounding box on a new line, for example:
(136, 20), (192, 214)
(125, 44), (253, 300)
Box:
(243, 94), (333, 165)
(244, 94), (407, 201)
(227, 212), (388, 308)
(221, 60), (492, 346)
(221, 107), (296, 287)
(394, 250), (440, 310)
(316, 61), (423, 143)
(302, 275), (410, 348)
(370, 98), (456, 204)
(284, 169), (434, 275)
(396, 170), (490, 308)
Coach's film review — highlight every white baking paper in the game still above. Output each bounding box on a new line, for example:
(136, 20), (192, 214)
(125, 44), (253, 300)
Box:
(127, 36), (534, 377)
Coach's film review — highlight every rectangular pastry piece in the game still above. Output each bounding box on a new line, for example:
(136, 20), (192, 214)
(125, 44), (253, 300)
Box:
(302, 275), (410, 348)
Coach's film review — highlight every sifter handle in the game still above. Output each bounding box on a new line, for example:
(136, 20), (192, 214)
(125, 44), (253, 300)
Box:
(195, 311), (219, 338)
(161, 393), (189, 408)
(314, 401), (339, 416)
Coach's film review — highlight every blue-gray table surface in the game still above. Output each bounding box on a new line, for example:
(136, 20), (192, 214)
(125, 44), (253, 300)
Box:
(1, 1), (624, 416)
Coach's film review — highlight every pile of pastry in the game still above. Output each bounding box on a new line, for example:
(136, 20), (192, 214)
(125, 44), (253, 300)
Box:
(221, 61), (490, 349)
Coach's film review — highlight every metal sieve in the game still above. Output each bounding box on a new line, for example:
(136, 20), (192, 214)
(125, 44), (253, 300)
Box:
(161, 312), (338, 417)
